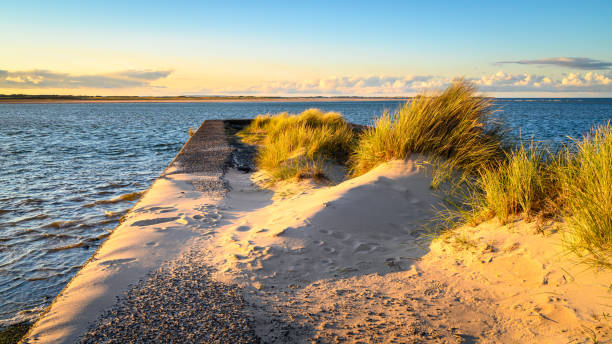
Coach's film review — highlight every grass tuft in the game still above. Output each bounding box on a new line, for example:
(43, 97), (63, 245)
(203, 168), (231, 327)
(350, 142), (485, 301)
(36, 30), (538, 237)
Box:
(556, 122), (612, 267)
(350, 79), (504, 182)
(435, 142), (552, 229)
(238, 109), (355, 183)
(477, 142), (551, 224)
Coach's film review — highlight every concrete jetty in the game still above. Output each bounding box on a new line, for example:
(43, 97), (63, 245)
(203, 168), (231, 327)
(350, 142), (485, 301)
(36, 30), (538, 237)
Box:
(23, 120), (243, 343)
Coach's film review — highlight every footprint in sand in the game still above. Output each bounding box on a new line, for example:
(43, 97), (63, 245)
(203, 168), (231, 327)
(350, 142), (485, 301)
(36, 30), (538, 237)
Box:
(321, 258), (335, 265)
(131, 217), (179, 227)
(330, 231), (351, 241)
(193, 205), (222, 227)
(322, 246), (337, 254)
(135, 206), (177, 214)
(99, 258), (136, 271)
(236, 225), (251, 232)
(176, 215), (189, 225)
(99, 258), (136, 266)
(353, 242), (380, 254)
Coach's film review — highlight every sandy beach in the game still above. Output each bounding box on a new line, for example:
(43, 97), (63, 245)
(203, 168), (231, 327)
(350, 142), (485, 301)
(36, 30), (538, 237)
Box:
(198, 161), (612, 343)
(23, 121), (612, 343)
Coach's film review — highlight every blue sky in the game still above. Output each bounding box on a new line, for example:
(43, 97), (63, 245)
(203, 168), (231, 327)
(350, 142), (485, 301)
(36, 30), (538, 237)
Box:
(1, 0), (612, 96)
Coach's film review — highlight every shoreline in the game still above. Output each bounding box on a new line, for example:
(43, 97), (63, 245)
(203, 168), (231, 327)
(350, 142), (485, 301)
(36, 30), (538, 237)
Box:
(0, 97), (410, 104)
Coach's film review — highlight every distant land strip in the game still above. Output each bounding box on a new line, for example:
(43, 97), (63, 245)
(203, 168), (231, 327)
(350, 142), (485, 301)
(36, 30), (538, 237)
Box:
(0, 94), (412, 104)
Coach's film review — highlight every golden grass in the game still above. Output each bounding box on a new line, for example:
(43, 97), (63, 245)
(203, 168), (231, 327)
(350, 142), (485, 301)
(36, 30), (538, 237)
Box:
(556, 122), (612, 267)
(439, 123), (611, 268)
(238, 109), (355, 183)
(236, 82), (611, 268)
(350, 79), (504, 183)
(467, 142), (551, 225)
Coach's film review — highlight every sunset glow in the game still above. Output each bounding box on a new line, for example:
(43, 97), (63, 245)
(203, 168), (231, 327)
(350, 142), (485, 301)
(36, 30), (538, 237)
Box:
(2, 1), (612, 97)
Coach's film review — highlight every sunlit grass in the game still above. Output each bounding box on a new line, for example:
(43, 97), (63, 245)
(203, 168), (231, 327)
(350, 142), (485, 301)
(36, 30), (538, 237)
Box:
(556, 122), (612, 268)
(446, 142), (552, 226)
(237, 83), (611, 268)
(238, 109), (355, 183)
(350, 79), (505, 184)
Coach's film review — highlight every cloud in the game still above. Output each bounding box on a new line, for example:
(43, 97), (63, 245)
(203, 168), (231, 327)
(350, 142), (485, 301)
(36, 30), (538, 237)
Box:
(498, 57), (612, 70)
(117, 70), (173, 80)
(194, 71), (612, 96)
(0, 69), (172, 89)
(471, 70), (612, 92)
(204, 75), (444, 96)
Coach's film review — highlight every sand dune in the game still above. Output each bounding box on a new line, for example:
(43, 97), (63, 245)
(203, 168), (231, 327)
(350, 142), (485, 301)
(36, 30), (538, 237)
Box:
(26, 157), (612, 343)
(192, 158), (612, 343)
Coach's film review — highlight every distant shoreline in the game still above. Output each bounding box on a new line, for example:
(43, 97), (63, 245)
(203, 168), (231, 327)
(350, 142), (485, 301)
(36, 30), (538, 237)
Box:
(0, 97), (411, 104)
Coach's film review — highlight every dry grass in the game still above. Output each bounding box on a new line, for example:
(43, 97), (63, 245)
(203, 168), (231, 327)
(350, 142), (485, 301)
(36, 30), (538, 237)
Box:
(556, 122), (612, 268)
(238, 109), (355, 183)
(475, 142), (551, 224)
(236, 83), (611, 268)
(439, 123), (611, 268)
(350, 79), (504, 184)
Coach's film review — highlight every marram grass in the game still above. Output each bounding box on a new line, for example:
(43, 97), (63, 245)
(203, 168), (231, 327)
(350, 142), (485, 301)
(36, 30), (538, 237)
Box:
(556, 122), (612, 268)
(457, 142), (552, 226)
(237, 83), (611, 268)
(350, 79), (505, 183)
(238, 109), (355, 183)
(438, 124), (612, 268)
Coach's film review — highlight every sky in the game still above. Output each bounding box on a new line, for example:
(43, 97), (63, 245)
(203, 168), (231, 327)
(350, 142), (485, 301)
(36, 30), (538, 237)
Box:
(1, 0), (612, 97)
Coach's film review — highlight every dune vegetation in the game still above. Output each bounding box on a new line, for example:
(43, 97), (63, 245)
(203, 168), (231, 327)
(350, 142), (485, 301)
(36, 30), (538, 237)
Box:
(556, 123), (612, 267)
(239, 80), (611, 267)
(447, 142), (553, 226)
(237, 109), (355, 183)
(349, 80), (505, 182)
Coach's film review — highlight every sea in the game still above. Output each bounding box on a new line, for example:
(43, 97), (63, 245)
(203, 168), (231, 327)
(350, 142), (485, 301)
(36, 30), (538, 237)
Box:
(1, 98), (611, 327)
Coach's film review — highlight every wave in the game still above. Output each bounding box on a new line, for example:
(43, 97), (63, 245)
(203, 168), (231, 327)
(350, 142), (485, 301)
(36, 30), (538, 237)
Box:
(104, 209), (129, 218)
(41, 233), (76, 240)
(7, 213), (49, 225)
(85, 232), (111, 242)
(42, 220), (76, 229)
(46, 241), (87, 252)
(0, 306), (45, 329)
(96, 182), (132, 190)
(17, 198), (46, 206)
(84, 191), (143, 208)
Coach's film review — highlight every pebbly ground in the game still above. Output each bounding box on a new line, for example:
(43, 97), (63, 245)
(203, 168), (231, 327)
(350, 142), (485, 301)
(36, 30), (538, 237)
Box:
(79, 246), (261, 344)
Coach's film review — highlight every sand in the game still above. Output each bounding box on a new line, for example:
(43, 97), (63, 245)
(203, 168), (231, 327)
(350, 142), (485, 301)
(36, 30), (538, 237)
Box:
(25, 156), (612, 343)
(193, 158), (612, 343)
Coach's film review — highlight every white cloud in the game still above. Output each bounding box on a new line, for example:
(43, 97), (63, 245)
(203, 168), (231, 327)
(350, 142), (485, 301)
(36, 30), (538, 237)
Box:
(471, 71), (612, 93)
(498, 57), (612, 70)
(2, 67), (612, 95)
(204, 75), (446, 96)
(0, 69), (172, 89)
(199, 71), (612, 96)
